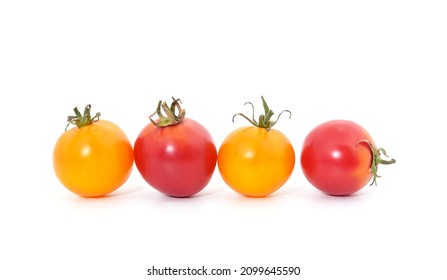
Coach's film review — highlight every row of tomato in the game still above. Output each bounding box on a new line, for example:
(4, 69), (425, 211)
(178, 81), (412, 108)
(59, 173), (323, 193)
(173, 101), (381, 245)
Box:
(53, 97), (395, 198)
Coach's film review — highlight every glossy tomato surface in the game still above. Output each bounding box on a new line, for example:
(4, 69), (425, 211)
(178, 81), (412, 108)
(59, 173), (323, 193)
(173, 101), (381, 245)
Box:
(53, 120), (134, 197)
(218, 127), (295, 197)
(300, 120), (375, 196)
(134, 118), (217, 197)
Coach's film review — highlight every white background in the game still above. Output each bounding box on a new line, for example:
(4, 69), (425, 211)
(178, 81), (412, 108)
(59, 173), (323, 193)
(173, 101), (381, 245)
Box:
(1, 1), (446, 279)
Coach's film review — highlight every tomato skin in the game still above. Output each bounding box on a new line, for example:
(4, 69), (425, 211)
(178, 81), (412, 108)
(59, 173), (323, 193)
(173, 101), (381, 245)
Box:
(134, 118), (217, 197)
(300, 120), (375, 196)
(218, 127), (295, 197)
(53, 120), (134, 197)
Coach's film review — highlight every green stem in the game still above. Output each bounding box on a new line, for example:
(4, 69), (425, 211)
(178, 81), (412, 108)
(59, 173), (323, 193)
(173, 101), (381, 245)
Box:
(149, 97), (186, 127)
(232, 96), (291, 131)
(65, 104), (101, 131)
(358, 140), (396, 186)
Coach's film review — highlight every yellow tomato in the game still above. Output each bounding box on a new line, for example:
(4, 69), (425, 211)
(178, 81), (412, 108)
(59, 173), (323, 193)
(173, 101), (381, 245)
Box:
(53, 107), (133, 197)
(218, 126), (295, 197)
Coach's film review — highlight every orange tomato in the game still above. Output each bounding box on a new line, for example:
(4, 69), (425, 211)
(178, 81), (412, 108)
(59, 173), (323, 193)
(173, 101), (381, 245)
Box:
(218, 126), (295, 197)
(218, 96), (295, 197)
(53, 106), (133, 197)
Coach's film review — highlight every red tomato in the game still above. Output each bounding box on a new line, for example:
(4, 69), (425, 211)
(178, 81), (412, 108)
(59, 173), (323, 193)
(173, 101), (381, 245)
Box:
(134, 98), (217, 197)
(300, 120), (395, 196)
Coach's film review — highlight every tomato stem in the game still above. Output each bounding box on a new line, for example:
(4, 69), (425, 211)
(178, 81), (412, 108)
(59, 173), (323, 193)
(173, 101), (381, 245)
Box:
(65, 104), (101, 131)
(358, 140), (396, 186)
(232, 96), (291, 131)
(149, 97), (186, 127)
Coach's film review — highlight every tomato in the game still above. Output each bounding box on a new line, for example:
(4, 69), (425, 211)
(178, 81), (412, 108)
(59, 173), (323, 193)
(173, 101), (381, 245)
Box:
(134, 98), (217, 197)
(218, 97), (295, 197)
(53, 105), (133, 197)
(300, 120), (395, 196)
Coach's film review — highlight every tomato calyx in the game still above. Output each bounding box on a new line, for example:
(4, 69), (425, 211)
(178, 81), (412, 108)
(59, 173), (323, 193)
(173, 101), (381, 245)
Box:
(357, 140), (396, 186)
(65, 104), (101, 131)
(232, 96), (291, 131)
(149, 97), (186, 127)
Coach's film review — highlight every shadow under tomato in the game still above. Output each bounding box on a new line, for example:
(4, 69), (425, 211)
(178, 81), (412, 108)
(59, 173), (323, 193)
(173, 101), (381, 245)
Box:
(65, 185), (145, 201)
(185, 187), (225, 198)
(132, 185), (225, 202)
(268, 186), (302, 198)
(225, 185), (302, 200)
(106, 185), (145, 198)
(310, 186), (374, 203)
